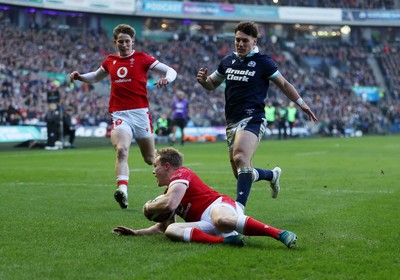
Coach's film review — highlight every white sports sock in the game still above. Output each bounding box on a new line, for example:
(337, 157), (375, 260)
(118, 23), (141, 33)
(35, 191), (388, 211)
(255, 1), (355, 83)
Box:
(183, 228), (193, 242)
(236, 215), (248, 234)
(252, 168), (259, 182)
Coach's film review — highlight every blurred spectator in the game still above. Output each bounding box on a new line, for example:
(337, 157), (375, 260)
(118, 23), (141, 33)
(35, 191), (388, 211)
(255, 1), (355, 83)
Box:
(264, 101), (276, 132)
(63, 106), (77, 148)
(286, 102), (297, 137)
(155, 113), (170, 137)
(44, 103), (61, 150)
(170, 90), (190, 146)
(0, 18), (399, 137)
(276, 103), (288, 140)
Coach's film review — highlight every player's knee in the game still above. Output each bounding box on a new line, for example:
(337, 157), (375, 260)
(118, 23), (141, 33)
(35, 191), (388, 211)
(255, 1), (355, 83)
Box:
(143, 153), (155, 165)
(165, 224), (182, 241)
(213, 216), (233, 231)
(115, 145), (129, 161)
(164, 225), (174, 238)
(232, 153), (246, 167)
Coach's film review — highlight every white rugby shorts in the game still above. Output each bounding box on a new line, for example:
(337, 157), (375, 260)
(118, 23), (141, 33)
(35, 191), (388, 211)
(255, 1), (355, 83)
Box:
(195, 196), (244, 237)
(111, 108), (153, 139)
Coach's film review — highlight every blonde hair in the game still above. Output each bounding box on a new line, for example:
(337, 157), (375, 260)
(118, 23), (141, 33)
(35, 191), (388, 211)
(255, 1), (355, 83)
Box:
(156, 148), (183, 168)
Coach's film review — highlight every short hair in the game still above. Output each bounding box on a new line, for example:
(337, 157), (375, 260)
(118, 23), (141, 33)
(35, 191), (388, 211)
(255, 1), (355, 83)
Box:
(176, 90), (185, 99)
(156, 147), (183, 168)
(235, 21), (259, 38)
(113, 24), (136, 40)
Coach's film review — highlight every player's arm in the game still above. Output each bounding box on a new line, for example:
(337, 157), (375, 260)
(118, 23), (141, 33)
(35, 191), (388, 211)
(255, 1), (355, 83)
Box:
(196, 68), (224, 90)
(114, 187), (183, 236)
(151, 62), (177, 87)
(271, 72), (318, 122)
(113, 219), (173, 236)
(69, 67), (108, 83)
(145, 182), (186, 214)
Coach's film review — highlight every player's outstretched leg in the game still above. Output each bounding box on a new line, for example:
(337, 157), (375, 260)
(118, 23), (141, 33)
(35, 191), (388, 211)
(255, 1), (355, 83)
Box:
(277, 230), (297, 249)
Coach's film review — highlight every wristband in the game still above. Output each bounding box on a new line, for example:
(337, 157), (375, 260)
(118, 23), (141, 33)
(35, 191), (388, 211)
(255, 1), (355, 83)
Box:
(296, 98), (305, 106)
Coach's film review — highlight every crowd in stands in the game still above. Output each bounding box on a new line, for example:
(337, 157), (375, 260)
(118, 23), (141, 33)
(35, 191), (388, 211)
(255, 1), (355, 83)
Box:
(1, 21), (399, 137)
(162, 0), (397, 9)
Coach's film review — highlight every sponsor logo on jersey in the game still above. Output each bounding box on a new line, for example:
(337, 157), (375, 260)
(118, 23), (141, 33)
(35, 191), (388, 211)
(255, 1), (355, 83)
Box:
(115, 119), (123, 126)
(117, 67), (128, 78)
(115, 67), (132, 83)
(225, 67), (256, 82)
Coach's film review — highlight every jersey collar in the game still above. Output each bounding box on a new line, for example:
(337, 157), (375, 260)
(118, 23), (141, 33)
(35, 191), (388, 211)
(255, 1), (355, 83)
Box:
(120, 50), (135, 58)
(233, 46), (259, 59)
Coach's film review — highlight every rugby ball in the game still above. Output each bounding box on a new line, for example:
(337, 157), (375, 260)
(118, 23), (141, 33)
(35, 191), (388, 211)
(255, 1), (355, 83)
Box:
(144, 195), (176, 222)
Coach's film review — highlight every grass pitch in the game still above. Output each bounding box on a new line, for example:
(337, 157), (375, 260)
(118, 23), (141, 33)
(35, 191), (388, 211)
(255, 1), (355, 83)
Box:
(0, 136), (399, 279)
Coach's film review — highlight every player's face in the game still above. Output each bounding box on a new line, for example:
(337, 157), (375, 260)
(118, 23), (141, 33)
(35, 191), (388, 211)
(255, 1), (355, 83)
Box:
(114, 33), (134, 57)
(235, 31), (257, 59)
(153, 157), (170, 187)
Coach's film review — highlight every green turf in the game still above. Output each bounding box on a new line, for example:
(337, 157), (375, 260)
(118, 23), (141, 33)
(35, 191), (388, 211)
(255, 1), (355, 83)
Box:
(0, 136), (399, 279)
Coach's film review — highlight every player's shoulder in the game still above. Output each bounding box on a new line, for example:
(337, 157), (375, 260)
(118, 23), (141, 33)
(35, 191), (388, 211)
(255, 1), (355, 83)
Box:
(220, 52), (236, 62)
(169, 167), (193, 186)
(132, 50), (146, 56)
(106, 53), (120, 59)
(252, 52), (274, 62)
(252, 53), (277, 69)
(133, 50), (155, 59)
(172, 167), (193, 178)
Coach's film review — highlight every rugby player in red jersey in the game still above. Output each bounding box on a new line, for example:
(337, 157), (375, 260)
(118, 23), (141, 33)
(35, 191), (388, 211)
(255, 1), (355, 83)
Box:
(70, 24), (177, 209)
(113, 147), (297, 248)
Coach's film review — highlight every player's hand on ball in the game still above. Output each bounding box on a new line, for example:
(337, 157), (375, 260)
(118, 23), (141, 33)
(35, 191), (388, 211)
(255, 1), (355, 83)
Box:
(143, 196), (176, 222)
(143, 200), (152, 217)
(112, 226), (136, 236)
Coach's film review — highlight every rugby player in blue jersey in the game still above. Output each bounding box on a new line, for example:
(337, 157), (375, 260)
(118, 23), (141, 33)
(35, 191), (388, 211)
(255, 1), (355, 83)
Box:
(196, 21), (317, 209)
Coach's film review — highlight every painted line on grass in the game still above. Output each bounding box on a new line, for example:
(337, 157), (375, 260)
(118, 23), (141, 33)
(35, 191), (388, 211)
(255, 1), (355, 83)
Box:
(288, 188), (394, 194)
(295, 151), (327, 156)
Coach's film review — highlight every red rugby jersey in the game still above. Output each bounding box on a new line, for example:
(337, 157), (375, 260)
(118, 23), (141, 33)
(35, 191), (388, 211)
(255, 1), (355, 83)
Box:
(101, 51), (157, 112)
(167, 167), (231, 222)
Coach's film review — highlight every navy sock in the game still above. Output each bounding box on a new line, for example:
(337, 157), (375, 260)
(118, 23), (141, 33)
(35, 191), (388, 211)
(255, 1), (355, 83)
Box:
(236, 171), (253, 207)
(254, 168), (273, 181)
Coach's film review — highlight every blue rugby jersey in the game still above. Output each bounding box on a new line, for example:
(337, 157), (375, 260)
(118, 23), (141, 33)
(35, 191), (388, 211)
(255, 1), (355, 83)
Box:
(216, 52), (279, 124)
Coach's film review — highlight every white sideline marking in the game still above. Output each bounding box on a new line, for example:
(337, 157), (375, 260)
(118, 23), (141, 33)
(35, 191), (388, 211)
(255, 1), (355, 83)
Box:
(322, 189), (394, 194)
(295, 151), (327, 156)
(185, 163), (203, 166)
(0, 150), (110, 158)
(275, 188), (394, 194)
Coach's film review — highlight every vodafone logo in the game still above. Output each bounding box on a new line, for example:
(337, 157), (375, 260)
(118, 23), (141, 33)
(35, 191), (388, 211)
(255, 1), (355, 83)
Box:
(117, 67), (128, 78)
